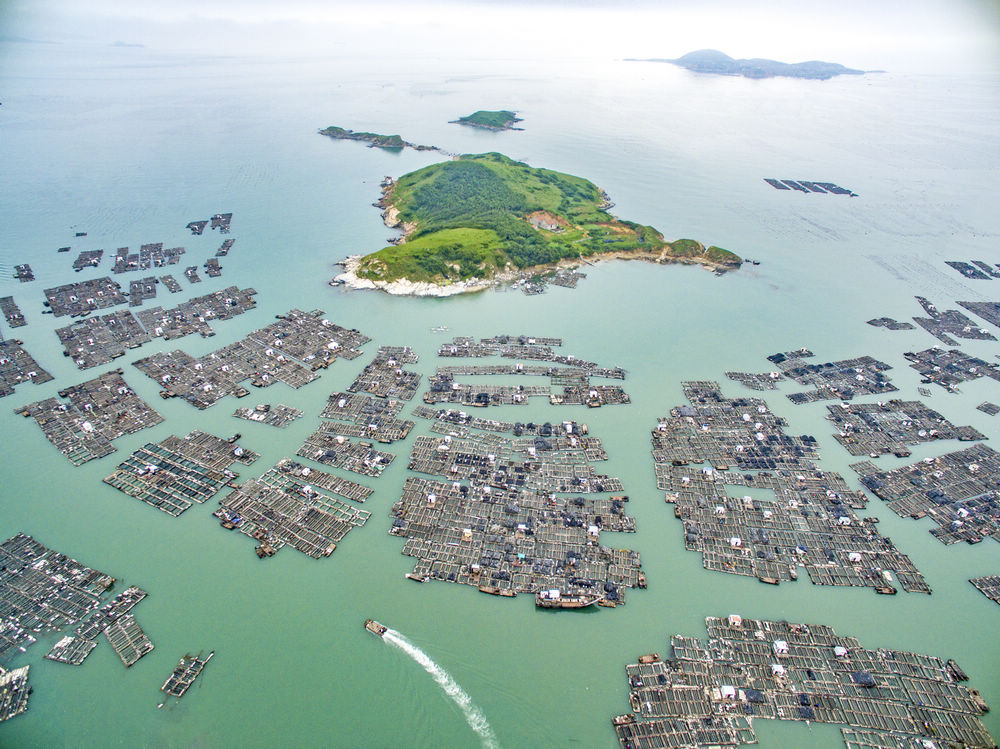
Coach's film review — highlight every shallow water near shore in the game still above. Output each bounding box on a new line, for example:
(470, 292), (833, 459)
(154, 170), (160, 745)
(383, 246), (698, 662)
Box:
(0, 45), (999, 747)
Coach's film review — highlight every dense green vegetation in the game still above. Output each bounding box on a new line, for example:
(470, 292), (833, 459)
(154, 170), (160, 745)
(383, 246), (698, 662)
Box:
(453, 110), (521, 130)
(356, 152), (740, 284)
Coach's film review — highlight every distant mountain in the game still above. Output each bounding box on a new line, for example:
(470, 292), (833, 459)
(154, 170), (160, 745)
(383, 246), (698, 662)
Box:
(631, 49), (866, 80)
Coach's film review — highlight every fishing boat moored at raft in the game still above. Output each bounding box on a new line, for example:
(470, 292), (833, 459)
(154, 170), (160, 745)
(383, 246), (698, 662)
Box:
(535, 589), (603, 608)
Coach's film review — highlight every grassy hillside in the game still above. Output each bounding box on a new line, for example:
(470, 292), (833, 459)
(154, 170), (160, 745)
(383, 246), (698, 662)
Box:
(356, 153), (740, 284)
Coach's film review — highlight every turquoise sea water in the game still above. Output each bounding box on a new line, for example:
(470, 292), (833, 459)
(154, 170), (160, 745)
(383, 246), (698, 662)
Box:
(1, 45), (999, 747)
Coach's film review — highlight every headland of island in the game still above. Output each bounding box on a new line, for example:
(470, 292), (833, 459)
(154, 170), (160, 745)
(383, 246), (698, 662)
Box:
(333, 152), (741, 296)
(629, 49), (866, 80)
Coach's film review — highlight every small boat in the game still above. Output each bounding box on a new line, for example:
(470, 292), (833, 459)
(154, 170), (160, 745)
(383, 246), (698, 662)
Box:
(535, 589), (603, 608)
(970, 689), (989, 712)
(478, 584), (517, 597)
(364, 619), (388, 637)
(638, 653), (660, 664)
(946, 659), (969, 682)
(430, 325), (449, 333)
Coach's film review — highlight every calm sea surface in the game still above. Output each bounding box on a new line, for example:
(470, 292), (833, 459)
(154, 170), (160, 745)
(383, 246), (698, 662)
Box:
(0, 45), (998, 747)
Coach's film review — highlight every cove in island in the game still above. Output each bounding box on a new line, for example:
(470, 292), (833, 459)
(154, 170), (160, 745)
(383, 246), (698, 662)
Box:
(334, 152), (741, 296)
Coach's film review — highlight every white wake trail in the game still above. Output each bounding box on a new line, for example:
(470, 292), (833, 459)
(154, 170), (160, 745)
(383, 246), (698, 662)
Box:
(383, 629), (500, 749)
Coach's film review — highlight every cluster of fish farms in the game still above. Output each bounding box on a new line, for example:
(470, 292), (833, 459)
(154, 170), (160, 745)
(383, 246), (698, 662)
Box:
(612, 615), (991, 749)
(388, 334), (644, 607)
(651, 381), (929, 593)
(53, 286), (258, 370)
(0, 217), (243, 403)
(1, 213), (249, 721)
(614, 268), (1000, 744)
(763, 178), (857, 196)
(726, 349), (897, 403)
(133, 309), (369, 408)
(2, 202), (1000, 746)
(853, 443), (1000, 545)
(945, 260), (1000, 281)
(0, 534), (211, 721)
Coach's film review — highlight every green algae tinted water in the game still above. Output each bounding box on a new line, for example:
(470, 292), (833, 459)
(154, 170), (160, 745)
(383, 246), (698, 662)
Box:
(0, 46), (999, 748)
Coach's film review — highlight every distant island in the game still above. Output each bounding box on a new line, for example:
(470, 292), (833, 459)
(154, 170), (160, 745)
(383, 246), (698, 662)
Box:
(319, 126), (441, 152)
(630, 49), (866, 80)
(334, 152), (740, 296)
(451, 110), (523, 131)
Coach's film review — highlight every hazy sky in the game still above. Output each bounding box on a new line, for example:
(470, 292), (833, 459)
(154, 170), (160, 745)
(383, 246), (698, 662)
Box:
(4, 0), (1000, 72)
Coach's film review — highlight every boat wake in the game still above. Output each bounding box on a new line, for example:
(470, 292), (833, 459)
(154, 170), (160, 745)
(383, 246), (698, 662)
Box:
(383, 629), (500, 749)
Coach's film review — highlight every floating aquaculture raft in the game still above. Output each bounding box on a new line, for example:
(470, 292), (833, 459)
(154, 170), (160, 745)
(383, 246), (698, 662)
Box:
(17, 369), (163, 465)
(215, 459), (371, 559)
(0, 338), (53, 398)
(727, 349), (896, 404)
(0, 296), (27, 328)
(904, 348), (1000, 392)
(133, 309), (369, 409)
(233, 403), (303, 428)
(970, 575), (1000, 605)
(0, 666), (31, 723)
(43, 277), (127, 317)
(854, 443), (1000, 544)
(826, 399), (984, 457)
(160, 651), (214, 701)
(103, 431), (259, 516)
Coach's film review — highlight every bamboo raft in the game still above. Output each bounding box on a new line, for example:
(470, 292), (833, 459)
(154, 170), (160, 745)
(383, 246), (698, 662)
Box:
(159, 651), (214, 704)
(0, 296), (26, 328)
(104, 614), (153, 667)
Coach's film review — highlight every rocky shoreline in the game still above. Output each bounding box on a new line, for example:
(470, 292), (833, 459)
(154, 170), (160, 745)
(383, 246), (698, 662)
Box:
(332, 250), (740, 298)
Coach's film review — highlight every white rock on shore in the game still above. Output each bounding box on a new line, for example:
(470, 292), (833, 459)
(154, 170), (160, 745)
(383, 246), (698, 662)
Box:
(332, 255), (500, 297)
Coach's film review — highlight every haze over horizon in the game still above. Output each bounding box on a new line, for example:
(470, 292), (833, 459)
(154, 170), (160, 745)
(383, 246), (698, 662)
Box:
(3, 0), (999, 74)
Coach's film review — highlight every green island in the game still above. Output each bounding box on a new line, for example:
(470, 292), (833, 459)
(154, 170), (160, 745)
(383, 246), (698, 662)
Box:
(451, 110), (523, 131)
(319, 126), (440, 152)
(338, 153), (741, 295)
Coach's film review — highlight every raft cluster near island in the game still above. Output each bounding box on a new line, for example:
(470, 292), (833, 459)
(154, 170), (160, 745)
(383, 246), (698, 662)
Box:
(2, 110), (1000, 749)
